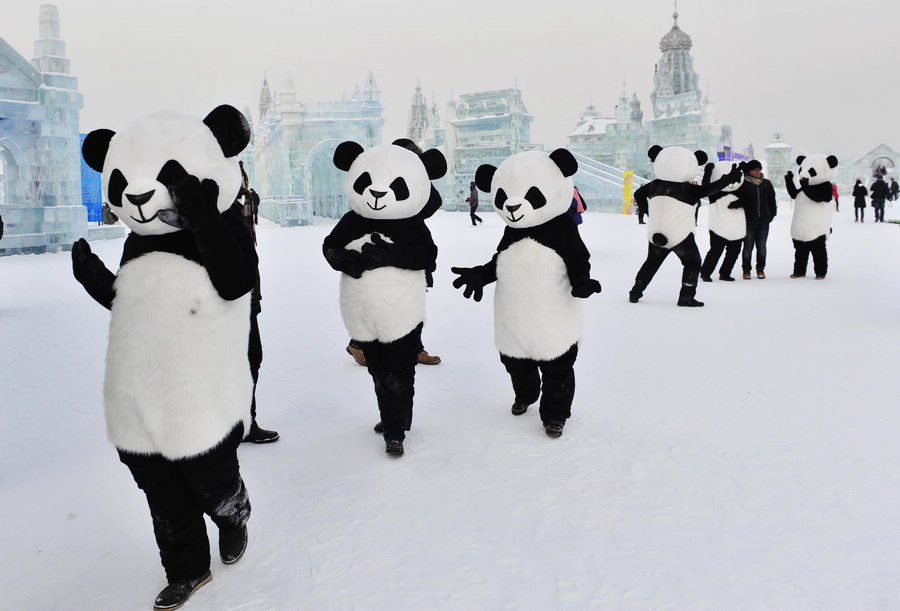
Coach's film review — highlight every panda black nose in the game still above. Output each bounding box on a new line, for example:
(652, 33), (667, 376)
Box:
(369, 189), (387, 199)
(126, 190), (155, 206)
(506, 203), (522, 213)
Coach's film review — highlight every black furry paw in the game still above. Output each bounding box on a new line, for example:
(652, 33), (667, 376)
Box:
(451, 266), (486, 302)
(324, 247), (366, 279)
(360, 233), (397, 268)
(571, 279), (602, 298)
(168, 175), (220, 228)
(71, 238), (106, 284)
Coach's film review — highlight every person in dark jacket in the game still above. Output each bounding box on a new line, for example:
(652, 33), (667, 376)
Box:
(869, 174), (889, 222)
(467, 181), (482, 226)
(734, 159), (777, 279)
(852, 179), (868, 222)
(889, 177), (899, 201)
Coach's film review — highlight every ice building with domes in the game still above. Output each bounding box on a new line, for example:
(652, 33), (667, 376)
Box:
(568, 9), (732, 182)
(246, 72), (384, 223)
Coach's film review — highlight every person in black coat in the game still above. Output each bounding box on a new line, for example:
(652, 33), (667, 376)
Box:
(889, 177), (899, 201)
(733, 160), (777, 279)
(852, 179), (868, 222)
(869, 175), (889, 222)
(467, 181), (483, 226)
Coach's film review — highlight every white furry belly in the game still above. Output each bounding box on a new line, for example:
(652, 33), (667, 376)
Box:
(104, 253), (252, 459)
(340, 268), (426, 342)
(648, 195), (696, 247)
(708, 196), (746, 241)
(494, 239), (582, 360)
(791, 197), (833, 242)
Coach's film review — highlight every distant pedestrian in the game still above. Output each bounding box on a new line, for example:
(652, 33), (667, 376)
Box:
(889, 177), (898, 201)
(852, 179), (867, 222)
(870, 174), (888, 222)
(568, 186), (586, 225)
(467, 181), (482, 226)
(832, 183), (840, 211)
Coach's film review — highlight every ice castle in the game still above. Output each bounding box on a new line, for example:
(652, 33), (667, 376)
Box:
(0, 5), (86, 255)
(568, 9), (732, 180)
(244, 72), (384, 224)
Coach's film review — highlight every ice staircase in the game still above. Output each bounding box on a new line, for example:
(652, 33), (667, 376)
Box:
(570, 153), (649, 213)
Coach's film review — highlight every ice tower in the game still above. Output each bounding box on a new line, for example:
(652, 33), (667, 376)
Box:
(0, 5), (86, 255)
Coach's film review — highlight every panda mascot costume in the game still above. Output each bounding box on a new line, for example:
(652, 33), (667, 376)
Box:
(323, 138), (447, 458)
(72, 106), (256, 610)
(785, 154), (838, 279)
(629, 145), (742, 307)
(451, 149), (601, 438)
(700, 160), (746, 282)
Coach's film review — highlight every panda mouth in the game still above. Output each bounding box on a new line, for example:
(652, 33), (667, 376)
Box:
(506, 212), (523, 223)
(130, 210), (161, 224)
(367, 201), (386, 211)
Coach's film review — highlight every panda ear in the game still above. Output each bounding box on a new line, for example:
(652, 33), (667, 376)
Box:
(333, 141), (365, 171)
(694, 150), (708, 165)
(826, 155), (839, 169)
(82, 129), (115, 172)
(648, 145), (663, 162)
(203, 105), (251, 158)
(795, 155), (806, 166)
(549, 148), (578, 177)
(420, 148), (447, 180)
(475, 164), (496, 192)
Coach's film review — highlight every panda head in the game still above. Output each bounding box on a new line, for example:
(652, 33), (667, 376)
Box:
(795, 154), (839, 185)
(333, 139), (446, 220)
(648, 145), (708, 183)
(475, 149), (577, 228)
(710, 160), (744, 193)
(81, 105), (250, 236)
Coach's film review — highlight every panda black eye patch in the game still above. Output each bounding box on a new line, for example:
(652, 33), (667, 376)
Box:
(389, 177), (409, 201)
(156, 160), (189, 189)
(494, 188), (508, 209)
(108, 169), (127, 208)
(353, 172), (373, 195)
(525, 186), (546, 209)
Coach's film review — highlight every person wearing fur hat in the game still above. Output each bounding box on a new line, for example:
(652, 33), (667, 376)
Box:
(733, 160), (777, 279)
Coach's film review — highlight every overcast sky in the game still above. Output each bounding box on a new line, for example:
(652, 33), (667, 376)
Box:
(4, 0), (897, 161)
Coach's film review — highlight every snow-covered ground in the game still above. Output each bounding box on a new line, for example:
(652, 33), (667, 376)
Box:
(2, 203), (899, 610)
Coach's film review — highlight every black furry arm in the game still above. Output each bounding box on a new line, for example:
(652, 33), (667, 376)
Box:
(633, 183), (650, 216)
(784, 172), (799, 199)
(322, 213), (369, 279)
(71, 238), (115, 310)
(801, 181), (834, 203)
(360, 222), (437, 272)
(564, 231), (602, 298)
(192, 210), (257, 301)
(451, 255), (497, 302)
(700, 164), (742, 198)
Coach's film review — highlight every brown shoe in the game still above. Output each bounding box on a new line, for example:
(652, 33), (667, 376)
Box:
(346, 344), (366, 366)
(417, 350), (441, 365)
(742, 271), (751, 280)
(757, 271), (766, 279)
(790, 274), (804, 279)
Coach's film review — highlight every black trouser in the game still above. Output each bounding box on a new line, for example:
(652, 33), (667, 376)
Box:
(118, 424), (250, 582)
(248, 310), (262, 423)
(500, 343), (578, 425)
(793, 235), (828, 277)
(855, 206), (865, 220)
(872, 199), (886, 222)
(742, 220), (770, 273)
(470, 209), (482, 225)
(701, 231), (742, 279)
(634, 234), (701, 301)
(358, 323), (423, 442)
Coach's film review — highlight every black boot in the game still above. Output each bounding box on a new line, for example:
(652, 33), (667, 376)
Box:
(511, 402), (529, 416)
(677, 279), (704, 307)
(153, 571), (212, 610)
(243, 421), (279, 444)
(385, 438), (404, 457)
(628, 280), (647, 303)
(219, 525), (248, 565)
(544, 420), (565, 438)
